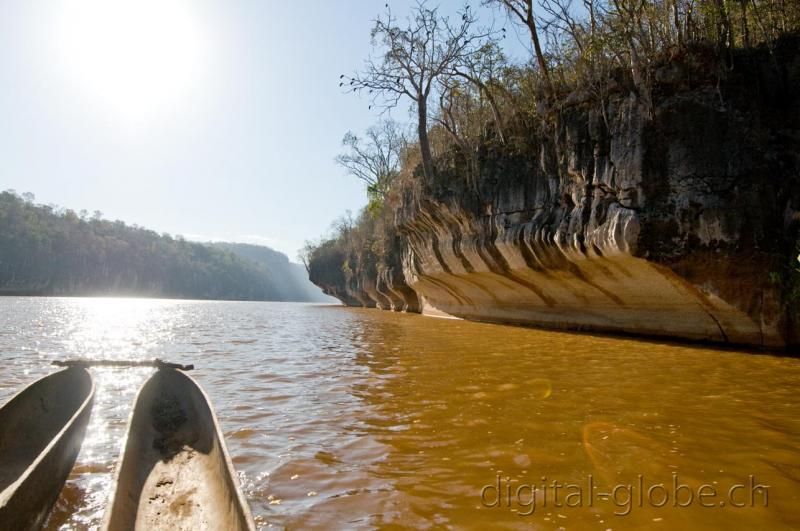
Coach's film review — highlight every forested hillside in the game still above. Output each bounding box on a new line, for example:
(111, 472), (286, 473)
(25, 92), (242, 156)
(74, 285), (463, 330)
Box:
(0, 190), (325, 301)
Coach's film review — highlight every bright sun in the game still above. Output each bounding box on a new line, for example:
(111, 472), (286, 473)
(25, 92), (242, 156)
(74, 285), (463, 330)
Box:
(52, 0), (207, 122)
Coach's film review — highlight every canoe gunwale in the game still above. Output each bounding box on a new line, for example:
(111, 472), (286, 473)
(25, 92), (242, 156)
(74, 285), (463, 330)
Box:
(186, 369), (256, 531)
(0, 367), (96, 506)
(102, 368), (256, 531)
(0, 368), (96, 530)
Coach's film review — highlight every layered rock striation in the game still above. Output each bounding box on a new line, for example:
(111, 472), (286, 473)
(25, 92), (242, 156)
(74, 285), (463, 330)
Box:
(311, 41), (800, 348)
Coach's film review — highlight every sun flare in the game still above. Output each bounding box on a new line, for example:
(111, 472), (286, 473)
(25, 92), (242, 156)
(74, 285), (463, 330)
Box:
(51, 0), (207, 122)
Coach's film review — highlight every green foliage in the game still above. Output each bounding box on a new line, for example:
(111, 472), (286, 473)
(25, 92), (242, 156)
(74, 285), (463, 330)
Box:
(766, 240), (800, 322)
(0, 191), (280, 300)
(336, 120), (406, 218)
(366, 184), (385, 218)
(789, 243), (800, 308)
(341, 259), (353, 279)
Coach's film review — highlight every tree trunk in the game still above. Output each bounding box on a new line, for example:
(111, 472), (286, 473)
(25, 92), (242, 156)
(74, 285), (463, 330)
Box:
(458, 73), (506, 144)
(715, 0), (731, 50)
(524, 0), (553, 97)
(417, 97), (435, 181)
(671, 0), (683, 47)
(482, 86), (506, 144)
(741, 0), (750, 48)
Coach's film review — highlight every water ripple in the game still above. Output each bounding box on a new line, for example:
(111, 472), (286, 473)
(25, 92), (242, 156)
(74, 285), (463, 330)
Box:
(0, 298), (798, 530)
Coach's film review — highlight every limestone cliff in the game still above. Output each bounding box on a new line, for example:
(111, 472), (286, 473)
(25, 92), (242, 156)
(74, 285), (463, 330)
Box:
(310, 40), (800, 349)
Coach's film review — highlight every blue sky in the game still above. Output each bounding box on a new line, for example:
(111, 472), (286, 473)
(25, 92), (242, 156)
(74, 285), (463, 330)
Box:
(0, 1), (531, 260)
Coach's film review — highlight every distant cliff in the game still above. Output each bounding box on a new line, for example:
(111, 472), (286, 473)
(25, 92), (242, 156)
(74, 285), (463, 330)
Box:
(0, 191), (329, 302)
(211, 242), (336, 303)
(308, 38), (800, 349)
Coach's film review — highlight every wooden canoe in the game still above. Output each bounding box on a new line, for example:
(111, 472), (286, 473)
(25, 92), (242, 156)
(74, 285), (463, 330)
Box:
(0, 367), (95, 531)
(103, 369), (255, 531)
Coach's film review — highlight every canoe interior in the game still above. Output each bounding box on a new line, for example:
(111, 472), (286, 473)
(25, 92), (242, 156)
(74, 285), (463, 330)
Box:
(104, 369), (253, 531)
(0, 368), (94, 531)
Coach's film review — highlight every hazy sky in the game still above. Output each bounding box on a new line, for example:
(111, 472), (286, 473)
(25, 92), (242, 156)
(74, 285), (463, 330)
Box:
(0, 1), (530, 260)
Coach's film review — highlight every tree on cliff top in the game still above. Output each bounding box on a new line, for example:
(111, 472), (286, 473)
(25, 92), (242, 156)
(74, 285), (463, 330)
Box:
(342, 2), (493, 181)
(336, 120), (407, 216)
(483, 0), (553, 97)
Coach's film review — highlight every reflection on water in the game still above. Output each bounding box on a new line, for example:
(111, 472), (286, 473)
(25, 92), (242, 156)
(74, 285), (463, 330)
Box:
(1, 297), (799, 530)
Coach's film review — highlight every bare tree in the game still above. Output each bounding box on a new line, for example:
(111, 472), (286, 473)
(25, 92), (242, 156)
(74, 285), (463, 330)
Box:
(712, 0), (732, 50)
(483, 0), (553, 97)
(434, 78), (485, 189)
(343, 2), (492, 181)
(298, 240), (316, 272)
(608, 0), (652, 110)
(540, 0), (587, 55)
(335, 120), (406, 198)
(331, 210), (356, 245)
(446, 41), (509, 144)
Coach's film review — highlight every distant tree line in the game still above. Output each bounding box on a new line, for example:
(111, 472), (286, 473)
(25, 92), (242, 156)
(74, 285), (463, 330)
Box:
(0, 190), (283, 300)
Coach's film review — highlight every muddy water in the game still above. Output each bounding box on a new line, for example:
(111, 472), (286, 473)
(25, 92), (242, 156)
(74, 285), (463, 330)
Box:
(0, 297), (798, 530)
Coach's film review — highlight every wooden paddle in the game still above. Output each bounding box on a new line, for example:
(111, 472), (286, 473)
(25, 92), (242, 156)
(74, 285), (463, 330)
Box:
(52, 358), (194, 371)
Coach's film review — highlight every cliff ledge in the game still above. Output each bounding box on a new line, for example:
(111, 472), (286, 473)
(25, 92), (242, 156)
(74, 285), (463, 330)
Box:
(310, 39), (800, 349)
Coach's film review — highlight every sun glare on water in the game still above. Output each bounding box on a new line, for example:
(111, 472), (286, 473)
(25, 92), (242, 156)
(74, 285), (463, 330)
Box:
(64, 297), (180, 359)
(51, 0), (208, 123)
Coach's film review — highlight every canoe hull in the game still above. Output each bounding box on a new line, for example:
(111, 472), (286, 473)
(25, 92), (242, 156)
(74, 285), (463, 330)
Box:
(103, 369), (254, 531)
(0, 368), (95, 531)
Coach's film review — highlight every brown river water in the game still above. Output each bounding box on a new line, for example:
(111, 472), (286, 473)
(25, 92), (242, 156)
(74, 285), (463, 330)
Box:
(1, 296), (799, 530)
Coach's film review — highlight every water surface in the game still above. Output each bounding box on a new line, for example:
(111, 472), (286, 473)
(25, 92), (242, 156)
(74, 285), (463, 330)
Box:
(1, 297), (798, 529)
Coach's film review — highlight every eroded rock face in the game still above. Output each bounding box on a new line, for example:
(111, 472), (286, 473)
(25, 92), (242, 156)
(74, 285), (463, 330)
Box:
(400, 75), (798, 346)
(308, 226), (420, 312)
(311, 43), (800, 348)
